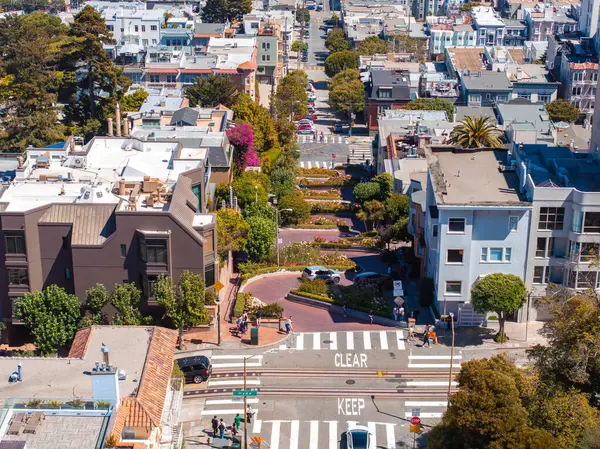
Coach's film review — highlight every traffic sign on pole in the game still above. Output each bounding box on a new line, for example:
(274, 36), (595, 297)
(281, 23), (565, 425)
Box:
(412, 407), (421, 417)
(410, 424), (421, 433)
(214, 281), (225, 292)
(410, 416), (421, 425)
(232, 390), (258, 397)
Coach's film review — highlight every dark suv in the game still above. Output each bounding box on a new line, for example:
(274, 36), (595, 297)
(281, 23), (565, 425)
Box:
(177, 355), (212, 384)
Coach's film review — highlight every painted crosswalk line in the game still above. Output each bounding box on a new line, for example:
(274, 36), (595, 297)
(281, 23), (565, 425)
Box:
(404, 412), (444, 418)
(277, 330), (416, 352)
(207, 379), (260, 387)
(408, 354), (462, 369)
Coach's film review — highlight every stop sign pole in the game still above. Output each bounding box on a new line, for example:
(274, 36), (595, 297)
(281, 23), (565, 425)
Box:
(410, 416), (421, 449)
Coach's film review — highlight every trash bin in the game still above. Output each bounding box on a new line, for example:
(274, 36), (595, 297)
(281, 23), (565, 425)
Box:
(250, 327), (259, 345)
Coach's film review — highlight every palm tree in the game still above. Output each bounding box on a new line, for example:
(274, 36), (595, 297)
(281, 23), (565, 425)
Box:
(450, 116), (503, 148)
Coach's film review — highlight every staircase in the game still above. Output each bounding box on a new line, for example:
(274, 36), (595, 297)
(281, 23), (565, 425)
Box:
(457, 303), (487, 327)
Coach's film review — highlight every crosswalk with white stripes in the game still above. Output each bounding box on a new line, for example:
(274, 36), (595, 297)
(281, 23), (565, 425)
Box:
(279, 330), (407, 352)
(298, 135), (346, 144)
(298, 160), (343, 169)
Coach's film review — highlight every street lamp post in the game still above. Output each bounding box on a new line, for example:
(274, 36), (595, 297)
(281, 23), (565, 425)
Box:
(447, 312), (455, 405)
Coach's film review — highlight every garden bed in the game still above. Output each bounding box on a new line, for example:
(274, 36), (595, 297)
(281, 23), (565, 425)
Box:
(310, 202), (357, 213)
(300, 189), (342, 200)
(298, 176), (350, 188)
(297, 167), (340, 178)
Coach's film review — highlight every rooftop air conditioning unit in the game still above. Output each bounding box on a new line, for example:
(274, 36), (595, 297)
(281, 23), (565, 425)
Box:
(74, 158), (84, 167)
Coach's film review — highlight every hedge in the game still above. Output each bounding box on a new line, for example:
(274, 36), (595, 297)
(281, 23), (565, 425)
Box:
(298, 167), (339, 177)
(310, 202), (357, 213)
(289, 290), (393, 319)
(286, 223), (339, 229)
(233, 292), (249, 318)
(240, 264), (355, 285)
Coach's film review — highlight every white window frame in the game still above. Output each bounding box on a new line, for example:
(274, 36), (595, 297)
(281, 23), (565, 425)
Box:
(509, 216), (518, 232)
(445, 281), (462, 295)
(446, 249), (464, 264)
(448, 218), (466, 234)
(480, 247), (512, 263)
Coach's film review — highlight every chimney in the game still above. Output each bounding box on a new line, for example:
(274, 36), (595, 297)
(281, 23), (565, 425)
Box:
(108, 117), (114, 137)
(101, 343), (109, 366)
(116, 103), (122, 137)
(122, 118), (129, 137)
(118, 179), (126, 195)
(160, 99), (166, 107)
(16, 155), (23, 169)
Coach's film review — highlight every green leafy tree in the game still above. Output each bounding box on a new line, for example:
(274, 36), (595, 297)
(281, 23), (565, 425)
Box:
(384, 193), (409, 220)
(110, 283), (149, 326)
(217, 208), (251, 257)
(274, 118), (297, 148)
(460, 1), (482, 11)
(329, 13), (340, 24)
(272, 70), (309, 120)
(202, 0), (252, 23)
(232, 93), (279, 152)
(80, 283), (109, 327)
(404, 98), (455, 121)
(245, 216), (277, 261)
(356, 36), (388, 56)
(328, 69), (364, 114)
(62, 5), (131, 134)
(470, 273), (527, 342)
(363, 199), (384, 228)
(291, 40), (308, 53)
(373, 172), (393, 201)
(528, 291), (600, 407)
(244, 201), (276, 221)
(324, 51), (358, 78)
(396, 35), (426, 62)
(325, 28), (350, 53)
(353, 182), (380, 204)
(429, 355), (560, 449)
(14, 285), (81, 355)
(270, 166), (297, 198)
(546, 99), (581, 123)
(232, 171), (271, 208)
(120, 89), (148, 112)
(184, 74), (240, 108)
(295, 8), (310, 23)
(278, 194), (311, 225)
(450, 115), (503, 148)
(155, 271), (209, 350)
(534, 50), (547, 65)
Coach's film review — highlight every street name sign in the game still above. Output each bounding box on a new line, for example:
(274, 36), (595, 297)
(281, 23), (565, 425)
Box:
(232, 390), (258, 397)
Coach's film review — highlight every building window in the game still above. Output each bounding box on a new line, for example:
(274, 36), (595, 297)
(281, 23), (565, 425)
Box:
(152, 39), (157, 45)
(142, 39), (148, 45)
(142, 274), (160, 298)
(166, 74), (177, 83)
(538, 94), (551, 104)
(448, 218), (465, 233)
(445, 281), (462, 295)
(139, 238), (167, 264)
(594, 72), (598, 82)
(536, 237), (554, 258)
(5, 232), (25, 254)
(573, 72), (583, 81)
(107, 25), (114, 31)
(8, 269), (28, 285)
(583, 212), (600, 233)
(150, 74), (160, 83)
(134, 25), (139, 32)
(579, 242), (599, 262)
(481, 247), (511, 262)
(576, 270), (596, 289)
(266, 55), (271, 61)
(262, 55), (266, 61)
(533, 266), (549, 284)
(538, 207), (564, 230)
(142, 25), (146, 32)
(151, 25), (158, 31)
(378, 88), (392, 98)
(447, 249), (464, 264)
(251, 22), (259, 29)
(65, 268), (71, 280)
(121, 244), (127, 258)
(205, 263), (215, 287)
(509, 216), (518, 232)
(433, 225), (438, 237)
(517, 93), (531, 100)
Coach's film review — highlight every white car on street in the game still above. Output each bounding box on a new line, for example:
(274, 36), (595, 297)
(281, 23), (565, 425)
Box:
(345, 424), (372, 449)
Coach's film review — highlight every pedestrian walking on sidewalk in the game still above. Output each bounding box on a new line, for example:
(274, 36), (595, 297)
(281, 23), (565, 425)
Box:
(399, 306), (405, 322)
(234, 413), (242, 431)
(285, 316), (293, 334)
(211, 416), (219, 436)
(393, 306), (399, 321)
(423, 329), (431, 348)
(247, 405), (255, 424)
(231, 422), (238, 436)
(343, 302), (348, 317)
(256, 308), (262, 328)
(218, 419), (226, 439)
(369, 310), (374, 324)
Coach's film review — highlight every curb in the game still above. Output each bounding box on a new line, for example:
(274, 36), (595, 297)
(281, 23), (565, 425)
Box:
(176, 333), (290, 355)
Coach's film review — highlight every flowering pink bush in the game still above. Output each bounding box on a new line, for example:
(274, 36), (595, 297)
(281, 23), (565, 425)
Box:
(227, 123), (260, 173)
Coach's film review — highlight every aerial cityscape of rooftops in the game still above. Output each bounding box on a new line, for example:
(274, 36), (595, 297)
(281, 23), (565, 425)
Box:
(0, 0), (599, 447)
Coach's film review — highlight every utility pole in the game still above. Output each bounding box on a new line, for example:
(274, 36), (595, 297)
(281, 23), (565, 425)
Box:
(447, 312), (455, 405)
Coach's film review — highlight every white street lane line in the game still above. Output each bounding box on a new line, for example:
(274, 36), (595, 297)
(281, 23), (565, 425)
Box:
(367, 422), (377, 449)
(200, 409), (246, 415)
(299, 161), (305, 168)
(313, 332), (321, 350)
(296, 332), (304, 350)
(211, 355), (264, 360)
(408, 363), (462, 369)
(207, 379), (260, 387)
(329, 332), (338, 350)
(253, 419), (262, 434)
(289, 420), (299, 449)
(406, 381), (458, 386)
(205, 398), (259, 405)
(396, 330), (406, 350)
(363, 331), (372, 350)
(328, 421), (337, 449)
(212, 362), (262, 368)
(409, 355), (463, 360)
(309, 420), (319, 449)
(385, 423), (396, 449)
(270, 421), (281, 449)
(404, 401), (447, 407)
(404, 412), (443, 418)
(379, 331), (389, 350)
(346, 331), (354, 350)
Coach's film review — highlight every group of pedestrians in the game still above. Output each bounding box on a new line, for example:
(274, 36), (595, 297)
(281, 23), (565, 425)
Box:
(210, 406), (255, 440)
(236, 312), (249, 335)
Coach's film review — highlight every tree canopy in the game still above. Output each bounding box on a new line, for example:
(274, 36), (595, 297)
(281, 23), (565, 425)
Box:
(232, 93), (279, 152)
(404, 98), (454, 121)
(546, 99), (581, 123)
(120, 89), (149, 112)
(245, 215), (277, 261)
(356, 36), (388, 56)
(471, 273), (527, 341)
(291, 41), (308, 53)
(202, 0), (252, 23)
(184, 74), (240, 108)
(450, 116), (503, 148)
(295, 8), (310, 23)
(217, 208), (251, 257)
(109, 283), (150, 326)
(232, 171), (271, 208)
(272, 70), (309, 120)
(353, 182), (381, 204)
(328, 69), (364, 114)
(325, 29), (351, 53)
(278, 194), (311, 225)
(324, 51), (358, 78)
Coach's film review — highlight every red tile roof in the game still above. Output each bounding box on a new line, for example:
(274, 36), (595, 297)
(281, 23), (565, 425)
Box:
(570, 62), (599, 70)
(68, 327), (93, 358)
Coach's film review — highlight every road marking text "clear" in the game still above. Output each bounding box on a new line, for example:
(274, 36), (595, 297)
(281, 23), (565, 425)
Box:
(338, 398), (366, 416)
(334, 353), (367, 368)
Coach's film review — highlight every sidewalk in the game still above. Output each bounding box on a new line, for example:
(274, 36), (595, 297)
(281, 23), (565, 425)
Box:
(180, 273), (289, 353)
(183, 419), (241, 448)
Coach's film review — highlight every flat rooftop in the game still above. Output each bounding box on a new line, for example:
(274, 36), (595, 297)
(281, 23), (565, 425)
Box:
(0, 327), (151, 399)
(2, 415), (107, 449)
(448, 48), (486, 73)
(429, 149), (526, 205)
